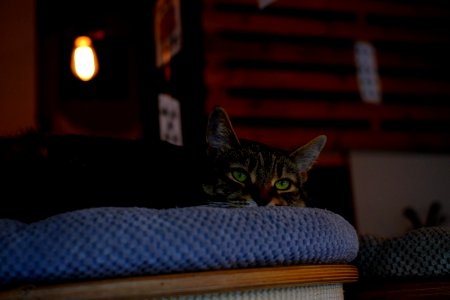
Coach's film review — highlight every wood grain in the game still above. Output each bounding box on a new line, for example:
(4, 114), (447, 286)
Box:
(0, 264), (358, 300)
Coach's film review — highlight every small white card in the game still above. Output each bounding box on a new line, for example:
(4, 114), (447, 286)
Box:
(258, 0), (276, 9)
(158, 93), (183, 146)
(354, 41), (382, 104)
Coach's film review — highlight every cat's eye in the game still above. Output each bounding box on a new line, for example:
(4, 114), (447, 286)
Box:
(231, 169), (248, 183)
(275, 179), (291, 190)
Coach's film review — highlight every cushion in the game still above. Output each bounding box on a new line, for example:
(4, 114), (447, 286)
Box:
(353, 226), (450, 279)
(0, 206), (358, 287)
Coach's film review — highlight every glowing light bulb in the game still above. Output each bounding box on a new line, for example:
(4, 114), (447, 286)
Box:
(70, 36), (99, 81)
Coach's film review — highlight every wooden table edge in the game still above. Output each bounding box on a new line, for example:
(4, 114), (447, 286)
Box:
(0, 264), (359, 300)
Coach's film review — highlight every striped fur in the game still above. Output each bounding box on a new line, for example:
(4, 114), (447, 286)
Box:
(203, 106), (327, 208)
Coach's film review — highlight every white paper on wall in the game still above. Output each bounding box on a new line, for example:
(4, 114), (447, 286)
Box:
(354, 41), (382, 104)
(158, 93), (183, 146)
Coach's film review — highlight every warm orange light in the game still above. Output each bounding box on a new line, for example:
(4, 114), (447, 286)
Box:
(70, 36), (99, 81)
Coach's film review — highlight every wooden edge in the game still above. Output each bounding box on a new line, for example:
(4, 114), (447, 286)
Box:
(0, 264), (358, 300)
(345, 278), (450, 299)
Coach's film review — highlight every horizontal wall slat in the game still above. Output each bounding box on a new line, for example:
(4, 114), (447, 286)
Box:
(205, 41), (440, 70)
(233, 127), (450, 153)
(206, 99), (450, 122)
(204, 0), (450, 18)
(206, 71), (450, 95)
(203, 12), (450, 43)
(205, 49), (354, 69)
(206, 71), (357, 91)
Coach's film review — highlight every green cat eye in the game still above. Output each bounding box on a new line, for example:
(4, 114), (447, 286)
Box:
(275, 179), (291, 190)
(231, 169), (248, 183)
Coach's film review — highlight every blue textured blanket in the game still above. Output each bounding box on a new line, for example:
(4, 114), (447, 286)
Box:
(354, 226), (450, 279)
(0, 206), (358, 287)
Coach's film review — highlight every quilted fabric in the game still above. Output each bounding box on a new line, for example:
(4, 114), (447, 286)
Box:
(0, 206), (358, 287)
(353, 226), (450, 279)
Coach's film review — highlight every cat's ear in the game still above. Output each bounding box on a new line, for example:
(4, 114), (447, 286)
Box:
(290, 135), (327, 173)
(206, 106), (240, 155)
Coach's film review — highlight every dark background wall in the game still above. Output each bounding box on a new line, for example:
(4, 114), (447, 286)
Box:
(1, 0), (449, 231)
(201, 0), (450, 164)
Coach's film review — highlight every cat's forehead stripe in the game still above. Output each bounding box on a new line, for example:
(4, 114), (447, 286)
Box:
(276, 157), (285, 178)
(269, 154), (276, 177)
(247, 154), (258, 173)
(258, 152), (265, 169)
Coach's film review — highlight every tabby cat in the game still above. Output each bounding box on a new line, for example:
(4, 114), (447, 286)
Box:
(201, 106), (327, 208)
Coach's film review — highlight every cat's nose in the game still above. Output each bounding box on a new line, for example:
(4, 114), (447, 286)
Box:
(254, 186), (272, 206)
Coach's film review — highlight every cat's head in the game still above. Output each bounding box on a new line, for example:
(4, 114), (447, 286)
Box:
(202, 106), (327, 208)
